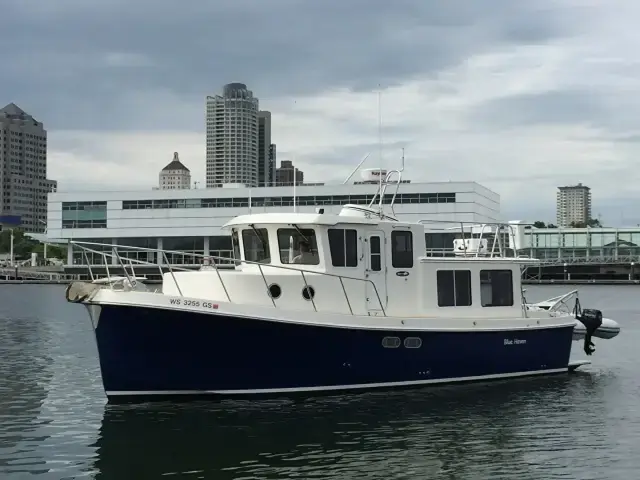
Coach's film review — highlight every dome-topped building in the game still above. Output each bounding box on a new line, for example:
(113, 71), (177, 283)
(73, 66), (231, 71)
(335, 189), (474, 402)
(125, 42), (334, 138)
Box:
(159, 152), (191, 190)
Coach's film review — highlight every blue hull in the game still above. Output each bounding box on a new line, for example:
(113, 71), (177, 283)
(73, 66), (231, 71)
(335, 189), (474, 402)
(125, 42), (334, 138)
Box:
(92, 305), (575, 402)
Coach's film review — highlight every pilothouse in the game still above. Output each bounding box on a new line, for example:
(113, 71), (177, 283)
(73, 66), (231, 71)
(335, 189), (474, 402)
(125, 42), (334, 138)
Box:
(64, 154), (621, 402)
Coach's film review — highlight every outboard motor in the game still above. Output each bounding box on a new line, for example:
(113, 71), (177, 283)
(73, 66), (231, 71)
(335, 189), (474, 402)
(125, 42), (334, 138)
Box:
(575, 308), (603, 355)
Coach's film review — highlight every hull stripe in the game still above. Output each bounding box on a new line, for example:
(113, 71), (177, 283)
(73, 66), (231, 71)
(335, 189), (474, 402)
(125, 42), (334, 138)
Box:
(105, 367), (568, 397)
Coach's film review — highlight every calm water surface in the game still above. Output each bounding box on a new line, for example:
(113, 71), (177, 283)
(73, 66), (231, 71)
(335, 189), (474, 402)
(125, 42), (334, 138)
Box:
(0, 284), (638, 479)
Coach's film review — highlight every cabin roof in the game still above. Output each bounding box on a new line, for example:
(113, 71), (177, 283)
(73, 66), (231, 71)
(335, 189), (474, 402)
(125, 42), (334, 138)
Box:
(222, 212), (410, 229)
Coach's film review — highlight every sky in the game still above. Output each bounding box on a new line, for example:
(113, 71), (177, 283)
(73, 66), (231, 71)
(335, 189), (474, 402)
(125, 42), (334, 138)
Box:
(3, 0), (640, 225)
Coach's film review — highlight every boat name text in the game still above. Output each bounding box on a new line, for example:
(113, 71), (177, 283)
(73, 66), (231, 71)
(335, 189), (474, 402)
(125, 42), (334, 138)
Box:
(169, 298), (219, 310)
(503, 338), (526, 345)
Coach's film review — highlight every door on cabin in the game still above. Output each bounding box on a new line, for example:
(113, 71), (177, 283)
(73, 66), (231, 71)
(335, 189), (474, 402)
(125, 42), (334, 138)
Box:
(365, 231), (387, 314)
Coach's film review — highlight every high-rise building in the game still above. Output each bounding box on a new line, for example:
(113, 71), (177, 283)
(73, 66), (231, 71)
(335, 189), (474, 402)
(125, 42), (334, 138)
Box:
(556, 183), (591, 227)
(0, 103), (57, 233)
(257, 111), (275, 187)
(275, 160), (304, 187)
(159, 152), (191, 190)
(268, 143), (277, 186)
(206, 83), (259, 188)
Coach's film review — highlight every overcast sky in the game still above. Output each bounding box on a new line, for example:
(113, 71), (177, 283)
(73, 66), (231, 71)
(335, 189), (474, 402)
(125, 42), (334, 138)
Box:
(3, 0), (640, 225)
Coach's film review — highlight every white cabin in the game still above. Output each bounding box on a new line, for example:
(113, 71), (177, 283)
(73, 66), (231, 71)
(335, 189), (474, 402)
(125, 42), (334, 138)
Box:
(162, 204), (533, 319)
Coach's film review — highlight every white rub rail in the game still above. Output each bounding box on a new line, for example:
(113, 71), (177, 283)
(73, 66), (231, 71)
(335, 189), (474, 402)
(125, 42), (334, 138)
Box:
(69, 240), (387, 317)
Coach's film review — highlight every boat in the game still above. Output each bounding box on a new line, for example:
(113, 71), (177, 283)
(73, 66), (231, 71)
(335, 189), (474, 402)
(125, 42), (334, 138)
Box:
(64, 160), (621, 402)
(524, 290), (620, 340)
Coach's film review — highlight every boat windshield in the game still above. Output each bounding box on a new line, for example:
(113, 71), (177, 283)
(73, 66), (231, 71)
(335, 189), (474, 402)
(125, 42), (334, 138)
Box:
(242, 227), (270, 264)
(277, 227), (319, 265)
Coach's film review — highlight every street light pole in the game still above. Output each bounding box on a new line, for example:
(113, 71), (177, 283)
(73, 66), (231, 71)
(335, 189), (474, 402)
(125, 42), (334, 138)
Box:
(9, 228), (13, 267)
(38, 219), (47, 261)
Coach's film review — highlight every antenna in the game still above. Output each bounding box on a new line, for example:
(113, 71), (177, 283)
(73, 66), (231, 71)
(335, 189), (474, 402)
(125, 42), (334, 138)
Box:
(293, 99), (298, 213)
(293, 154), (297, 213)
(342, 152), (370, 184)
(378, 85), (383, 166)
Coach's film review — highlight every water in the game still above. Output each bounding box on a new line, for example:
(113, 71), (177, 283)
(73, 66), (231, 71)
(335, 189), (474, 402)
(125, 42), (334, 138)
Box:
(0, 284), (638, 479)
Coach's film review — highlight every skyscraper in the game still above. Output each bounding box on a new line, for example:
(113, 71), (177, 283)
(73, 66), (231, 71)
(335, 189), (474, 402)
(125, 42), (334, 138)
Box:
(0, 103), (57, 233)
(556, 183), (592, 227)
(258, 111), (275, 187)
(206, 83), (259, 188)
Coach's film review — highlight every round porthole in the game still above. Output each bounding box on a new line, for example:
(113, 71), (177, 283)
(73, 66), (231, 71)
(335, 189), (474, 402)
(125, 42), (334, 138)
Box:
(268, 283), (282, 299)
(302, 286), (315, 301)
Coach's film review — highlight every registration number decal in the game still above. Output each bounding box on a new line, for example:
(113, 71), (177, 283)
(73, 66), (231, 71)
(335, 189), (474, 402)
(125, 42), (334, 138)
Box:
(169, 298), (219, 310)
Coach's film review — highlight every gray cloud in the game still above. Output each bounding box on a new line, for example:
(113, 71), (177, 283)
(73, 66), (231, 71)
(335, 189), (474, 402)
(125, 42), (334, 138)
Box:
(470, 90), (606, 129)
(3, 0), (569, 130)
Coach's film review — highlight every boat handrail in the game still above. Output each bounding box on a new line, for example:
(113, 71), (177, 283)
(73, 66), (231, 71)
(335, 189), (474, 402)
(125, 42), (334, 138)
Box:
(420, 219), (525, 258)
(69, 240), (387, 316)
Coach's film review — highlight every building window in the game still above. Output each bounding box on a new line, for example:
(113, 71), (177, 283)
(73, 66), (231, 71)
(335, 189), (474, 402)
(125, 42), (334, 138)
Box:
(480, 270), (514, 307)
(241, 228), (270, 264)
(61, 219), (107, 229)
(277, 228), (319, 265)
(437, 270), (472, 307)
(116, 192), (458, 210)
(328, 229), (358, 267)
(391, 231), (413, 268)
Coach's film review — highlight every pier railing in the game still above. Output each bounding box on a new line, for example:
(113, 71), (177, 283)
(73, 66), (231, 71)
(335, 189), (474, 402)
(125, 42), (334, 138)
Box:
(69, 241), (387, 316)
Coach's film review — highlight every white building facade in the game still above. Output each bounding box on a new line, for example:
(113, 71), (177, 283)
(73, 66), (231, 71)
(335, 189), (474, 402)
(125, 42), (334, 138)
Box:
(46, 181), (500, 266)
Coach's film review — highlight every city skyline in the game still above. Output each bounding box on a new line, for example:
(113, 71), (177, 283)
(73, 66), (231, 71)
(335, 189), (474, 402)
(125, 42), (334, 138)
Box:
(3, 1), (640, 225)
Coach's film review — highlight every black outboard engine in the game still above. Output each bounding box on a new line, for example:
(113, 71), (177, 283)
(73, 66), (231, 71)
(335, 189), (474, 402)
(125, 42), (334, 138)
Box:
(575, 308), (603, 355)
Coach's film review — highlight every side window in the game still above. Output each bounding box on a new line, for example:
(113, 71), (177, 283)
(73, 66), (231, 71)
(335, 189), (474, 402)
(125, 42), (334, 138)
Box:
(437, 270), (472, 307)
(370, 236), (382, 271)
(328, 229), (358, 267)
(391, 231), (413, 268)
(231, 228), (241, 266)
(242, 228), (270, 264)
(277, 228), (319, 265)
(480, 270), (514, 307)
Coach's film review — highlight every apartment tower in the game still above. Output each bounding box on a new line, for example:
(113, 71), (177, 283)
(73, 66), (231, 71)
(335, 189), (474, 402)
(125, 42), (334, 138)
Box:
(206, 83), (259, 188)
(556, 183), (592, 227)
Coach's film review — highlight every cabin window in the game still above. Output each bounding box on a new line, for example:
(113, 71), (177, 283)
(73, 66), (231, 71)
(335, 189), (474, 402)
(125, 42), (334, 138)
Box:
(480, 270), (514, 307)
(277, 228), (319, 265)
(391, 231), (413, 268)
(242, 228), (270, 264)
(231, 229), (241, 266)
(328, 229), (358, 267)
(370, 236), (382, 272)
(437, 270), (472, 307)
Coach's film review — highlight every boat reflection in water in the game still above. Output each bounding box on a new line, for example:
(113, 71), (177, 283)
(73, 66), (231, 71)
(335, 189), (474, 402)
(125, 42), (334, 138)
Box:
(90, 373), (610, 479)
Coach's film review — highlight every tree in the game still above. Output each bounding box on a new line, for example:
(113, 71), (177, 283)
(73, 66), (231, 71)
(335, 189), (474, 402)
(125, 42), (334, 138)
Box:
(0, 228), (66, 260)
(569, 218), (602, 228)
(532, 221), (557, 228)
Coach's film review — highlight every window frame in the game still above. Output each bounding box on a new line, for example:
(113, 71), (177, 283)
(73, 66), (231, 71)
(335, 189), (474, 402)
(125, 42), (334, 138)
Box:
(436, 269), (473, 307)
(241, 227), (271, 264)
(480, 269), (514, 307)
(391, 230), (413, 268)
(328, 228), (358, 267)
(276, 227), (320, 265)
